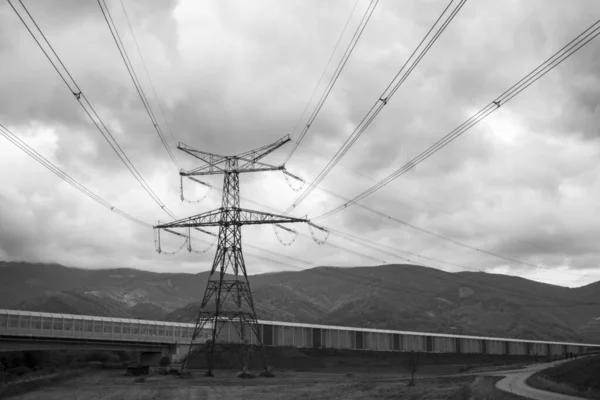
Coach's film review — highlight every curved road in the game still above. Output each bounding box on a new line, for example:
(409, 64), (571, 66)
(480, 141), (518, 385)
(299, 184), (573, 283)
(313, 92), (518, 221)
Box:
(492, 359), (589, 400)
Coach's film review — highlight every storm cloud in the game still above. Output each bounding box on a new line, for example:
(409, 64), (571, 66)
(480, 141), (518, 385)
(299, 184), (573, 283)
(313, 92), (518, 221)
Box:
(1, 0), (599, 288)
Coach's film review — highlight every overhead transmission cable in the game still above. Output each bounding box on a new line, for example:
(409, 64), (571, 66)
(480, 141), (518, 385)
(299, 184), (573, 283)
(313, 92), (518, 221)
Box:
(288, 138), (431, 208)
(118, 0), (179, 147)
(283, 0), (377, 165)
(201, 176), (599, 280)
(315, 19), (600, 220)
(97, 0), (181, 170)
(0, 123), (150, 228)
(11, 0), (220, 248)
(9, 0), (177, 219)
(284, 0), (467, 214)
(5, 122), (595, 308)
(0, 123), (321, 271)
(12, 0), (597, 294)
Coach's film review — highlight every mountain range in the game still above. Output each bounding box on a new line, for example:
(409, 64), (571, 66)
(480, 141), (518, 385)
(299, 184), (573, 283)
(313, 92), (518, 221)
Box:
(1, 261), (599, 344)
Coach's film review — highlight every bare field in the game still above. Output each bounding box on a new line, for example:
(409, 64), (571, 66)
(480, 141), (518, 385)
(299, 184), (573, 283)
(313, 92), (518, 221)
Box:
(4, 369), (530, 400)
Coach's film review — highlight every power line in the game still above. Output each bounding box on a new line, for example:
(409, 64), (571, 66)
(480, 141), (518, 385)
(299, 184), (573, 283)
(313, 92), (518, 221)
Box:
(283, 0), (360, 165)
(284, 0), (467, 214)
(118, 0), (179, 148)
(9, 0), (176, 219)
(5, 122), (596, 316)
(1, 123), (150, 228)
(315, 18), (600, 220)
(10, 2), (599, 314)
(188, 176), (388, 264)
(193, 174), (599, 281)
(289, 138), (431, 209)
(97, 0), (181, 170)
(283, 0), (378, 165)
(175, 183), (599, 308)
(325, 225), (600, 280)
(309, 182), (600, 280)
(12, 0), (375, 270)
(0, 123), (324, 273)
(0, 123), (151, 228)
(11, 0), (222, 249)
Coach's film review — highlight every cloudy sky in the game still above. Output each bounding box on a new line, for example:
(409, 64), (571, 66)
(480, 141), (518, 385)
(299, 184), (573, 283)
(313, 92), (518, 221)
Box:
(1, 0), (599, 288)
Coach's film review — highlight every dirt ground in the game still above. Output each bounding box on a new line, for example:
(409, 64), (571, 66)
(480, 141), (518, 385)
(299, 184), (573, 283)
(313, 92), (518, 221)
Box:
(4, 368), (535, 400)
(5, 369), (487, 400)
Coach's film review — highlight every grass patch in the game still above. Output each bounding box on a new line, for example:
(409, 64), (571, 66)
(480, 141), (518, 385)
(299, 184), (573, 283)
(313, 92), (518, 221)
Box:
(185, 345), (537, 374)
(527, 354), (600, 399)
(0, 368), (86, 398)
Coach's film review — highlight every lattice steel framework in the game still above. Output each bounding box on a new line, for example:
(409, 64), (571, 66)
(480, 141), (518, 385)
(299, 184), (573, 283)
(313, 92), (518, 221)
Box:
(155, 135), (311, 376)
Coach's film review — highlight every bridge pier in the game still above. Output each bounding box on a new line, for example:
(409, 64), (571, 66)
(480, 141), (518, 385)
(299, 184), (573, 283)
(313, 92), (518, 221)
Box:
(172, 344), (191, 364)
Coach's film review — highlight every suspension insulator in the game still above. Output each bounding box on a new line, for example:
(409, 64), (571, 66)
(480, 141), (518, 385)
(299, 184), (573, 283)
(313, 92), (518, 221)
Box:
(273, 224), (299, 247)
(156, 228), (189, 256)
(188, 235), (217, 254)
(308, 224), (330, 245)
(181, 176), (212, 204)
(283, 171), (305, 192)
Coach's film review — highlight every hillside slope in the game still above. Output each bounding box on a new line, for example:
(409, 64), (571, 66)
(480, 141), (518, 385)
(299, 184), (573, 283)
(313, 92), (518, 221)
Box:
(2, 261), (599, 344)
(0, 261), (206, 312)
(167, 265), (600, 343)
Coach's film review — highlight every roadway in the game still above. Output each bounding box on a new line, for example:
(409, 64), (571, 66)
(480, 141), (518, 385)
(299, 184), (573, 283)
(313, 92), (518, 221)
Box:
(362, 358), (592, 399)
(492, 358), (590, 400)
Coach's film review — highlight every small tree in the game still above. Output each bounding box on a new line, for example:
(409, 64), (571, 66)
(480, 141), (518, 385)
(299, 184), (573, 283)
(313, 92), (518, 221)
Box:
(406, 351), (419, 386)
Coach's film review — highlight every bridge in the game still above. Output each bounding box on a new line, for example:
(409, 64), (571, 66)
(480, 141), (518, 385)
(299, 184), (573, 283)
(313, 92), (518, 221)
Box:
(2, 309), (599, 367)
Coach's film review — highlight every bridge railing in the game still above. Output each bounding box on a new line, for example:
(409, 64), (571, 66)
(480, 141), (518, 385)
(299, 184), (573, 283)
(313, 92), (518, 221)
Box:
(0, 309), (204, 345)
(1, 309), (598, 357)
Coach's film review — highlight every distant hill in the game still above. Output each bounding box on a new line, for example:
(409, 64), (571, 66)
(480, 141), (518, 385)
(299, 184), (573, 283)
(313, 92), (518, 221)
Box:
(2, 261), (599, 344)
(167, 265), (600, 343)
(0, 261), (205, 312)
(12, 289), (133, 317)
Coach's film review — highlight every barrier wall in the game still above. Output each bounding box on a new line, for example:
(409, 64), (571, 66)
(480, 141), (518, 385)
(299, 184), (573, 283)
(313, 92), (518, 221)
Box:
(2, 309), (598, 357)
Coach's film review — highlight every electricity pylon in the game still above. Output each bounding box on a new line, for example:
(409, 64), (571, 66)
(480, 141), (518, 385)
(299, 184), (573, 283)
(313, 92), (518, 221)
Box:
(154, 135), (316, 376)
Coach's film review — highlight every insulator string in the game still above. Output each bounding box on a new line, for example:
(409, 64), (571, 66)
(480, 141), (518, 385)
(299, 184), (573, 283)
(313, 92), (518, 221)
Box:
(153, 227), (161, 254)
(181, 175), (212, 203)
(283, 170), (305, 192)
(188, 226), (217, 254)
(272, 224), (299, 247)
(308, 224), (330, 245)
(155, 226), (189, 255)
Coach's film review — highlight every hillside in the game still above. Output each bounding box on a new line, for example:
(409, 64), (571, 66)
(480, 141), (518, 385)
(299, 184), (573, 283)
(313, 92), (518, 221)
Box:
(0, 261), (206, 312)
(168, 265), (600, 343)
(2, 261), (600, 344)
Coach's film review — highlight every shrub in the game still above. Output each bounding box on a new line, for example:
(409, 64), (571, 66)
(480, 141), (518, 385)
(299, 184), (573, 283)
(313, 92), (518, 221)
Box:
(258, 365), (275, 378)
(237, 371), (256, 379)
(159, 356), (171, 367)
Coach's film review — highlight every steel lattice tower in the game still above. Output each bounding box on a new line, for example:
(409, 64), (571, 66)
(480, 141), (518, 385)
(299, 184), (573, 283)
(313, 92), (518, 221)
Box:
(154, 135), (311, 376)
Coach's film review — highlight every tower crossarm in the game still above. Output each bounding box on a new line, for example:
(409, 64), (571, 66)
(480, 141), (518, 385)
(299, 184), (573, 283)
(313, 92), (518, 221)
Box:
(181, 163), (284, 176)
(237, 208), (308, 225)
(154, 207), (308, 229)
(178, 135), (291, 176)
(155, 209), (223, 229)
(177, 143), (228, 173)
(235, 135), (291, 169)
